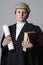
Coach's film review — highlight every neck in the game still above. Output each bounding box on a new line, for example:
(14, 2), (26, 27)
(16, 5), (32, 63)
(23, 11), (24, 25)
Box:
(17, 21), (26, 24)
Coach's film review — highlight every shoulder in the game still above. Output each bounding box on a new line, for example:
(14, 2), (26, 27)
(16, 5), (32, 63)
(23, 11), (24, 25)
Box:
(26, 21), (42, 32)
(8, 23), (16, 30)
(9, 23), (16, 28)
(8, 23), (16, 32)
(26, 21), (36, 27)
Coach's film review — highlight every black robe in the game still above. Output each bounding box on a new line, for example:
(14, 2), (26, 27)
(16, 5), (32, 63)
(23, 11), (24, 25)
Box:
(1, 21), (43, 65)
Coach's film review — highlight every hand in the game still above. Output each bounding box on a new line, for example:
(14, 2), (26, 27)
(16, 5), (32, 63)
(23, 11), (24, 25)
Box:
(22, 37), (33, 49)
(2, 35), (12, 46)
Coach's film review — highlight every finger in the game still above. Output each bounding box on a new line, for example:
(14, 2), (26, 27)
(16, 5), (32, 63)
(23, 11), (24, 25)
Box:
(5, 35), (11, 39)
(22, 44), (28, 48)
(22, 42), (27, 47)
(4, 38), (11, 43)
(5, 36), (12, 40)
(22, 41), (28, 43)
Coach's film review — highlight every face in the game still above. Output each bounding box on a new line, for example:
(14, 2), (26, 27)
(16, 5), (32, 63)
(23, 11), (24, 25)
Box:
(15, 9), (28, 22)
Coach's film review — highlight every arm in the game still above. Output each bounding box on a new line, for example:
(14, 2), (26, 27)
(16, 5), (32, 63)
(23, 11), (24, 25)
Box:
(1, 34), (8, 65)
(35, 26), (43, 54)
(35, 26), (43, 65)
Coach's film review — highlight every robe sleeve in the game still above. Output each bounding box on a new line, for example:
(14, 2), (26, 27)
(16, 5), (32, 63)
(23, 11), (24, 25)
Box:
(35, 26), (43, 65)
(35, 26), (43, 54)
(27, 26), (43, 65)
(1, 34), (8, 65)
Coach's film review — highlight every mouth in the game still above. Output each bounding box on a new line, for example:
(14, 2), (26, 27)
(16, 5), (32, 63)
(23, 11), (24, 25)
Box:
(19, 17), (23, 18)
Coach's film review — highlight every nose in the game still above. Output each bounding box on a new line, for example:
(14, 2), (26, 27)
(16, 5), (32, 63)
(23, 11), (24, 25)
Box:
(21, 12), (24, 16)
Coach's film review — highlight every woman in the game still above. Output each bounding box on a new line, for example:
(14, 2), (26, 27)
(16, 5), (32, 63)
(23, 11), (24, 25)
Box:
(1, 2), (43, 65)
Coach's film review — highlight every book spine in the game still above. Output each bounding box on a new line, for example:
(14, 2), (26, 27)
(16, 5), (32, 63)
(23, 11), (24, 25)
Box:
(23, 32), (28, 52)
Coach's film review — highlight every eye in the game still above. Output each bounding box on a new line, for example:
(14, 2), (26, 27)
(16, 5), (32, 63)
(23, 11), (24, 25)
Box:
(17, 11), (21, 13)
(23, 11), (27, 14)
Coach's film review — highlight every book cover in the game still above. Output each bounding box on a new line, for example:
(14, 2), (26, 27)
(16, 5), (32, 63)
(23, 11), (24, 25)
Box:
(24, 31), (37, 43)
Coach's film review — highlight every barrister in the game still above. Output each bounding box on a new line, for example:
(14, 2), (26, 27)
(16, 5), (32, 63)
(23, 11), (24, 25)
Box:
(1, 2), (43, 65)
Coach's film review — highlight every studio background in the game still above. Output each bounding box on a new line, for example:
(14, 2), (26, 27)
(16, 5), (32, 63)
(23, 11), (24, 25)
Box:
(0, 0), (43, 63)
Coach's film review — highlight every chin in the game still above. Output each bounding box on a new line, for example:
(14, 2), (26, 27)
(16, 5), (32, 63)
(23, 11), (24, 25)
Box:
(19, 19), (25, 22)
(20, 21), (24, 22)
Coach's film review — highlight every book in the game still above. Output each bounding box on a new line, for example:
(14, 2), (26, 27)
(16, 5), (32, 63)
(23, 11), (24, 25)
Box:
(27, 31), (37, 43)
(23, 31), (37, 52)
